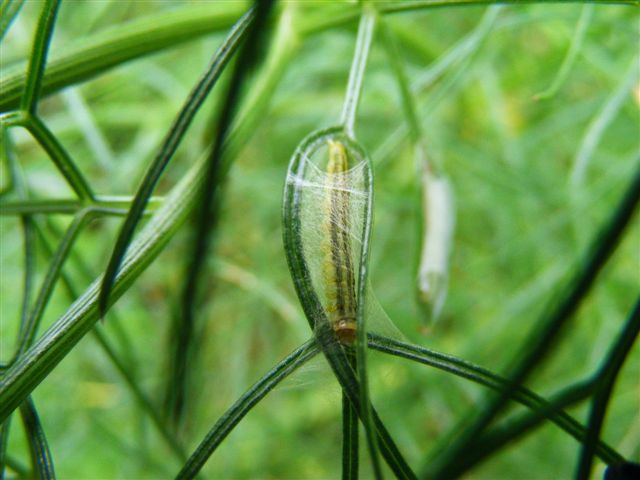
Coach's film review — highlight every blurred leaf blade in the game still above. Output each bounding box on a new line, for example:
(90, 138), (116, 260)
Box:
(0, 4), (244, 112)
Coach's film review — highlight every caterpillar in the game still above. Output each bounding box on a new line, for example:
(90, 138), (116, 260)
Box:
(321, 139), (358, 345)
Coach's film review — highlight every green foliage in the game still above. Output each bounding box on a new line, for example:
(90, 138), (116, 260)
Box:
(1, 1), (638, 479)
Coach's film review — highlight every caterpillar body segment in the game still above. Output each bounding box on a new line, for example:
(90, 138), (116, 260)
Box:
(322, 139), (358, 345)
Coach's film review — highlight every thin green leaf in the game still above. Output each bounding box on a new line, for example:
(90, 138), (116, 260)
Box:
(0, 196), (162, 216)
(428, 163), (640, 479)
(342, 351), (359, 480)
(1, 129), (34, 480)
(98, 7), (256, 318)
(18, 397), (55, 480)
(25, 115), (93, 200)
(425, 295), (639, 475)
(225, 4), (300, 161)
(0, 416), (12, 480)
(19, 0), (60, 113)
(11, 212), (90, 361)
(175, 338), (320, 479)
(30, 220), (187, 464)
(576, 296), (640, 479)
(340, 8), (375, 138)
(377, 17), (424, 153)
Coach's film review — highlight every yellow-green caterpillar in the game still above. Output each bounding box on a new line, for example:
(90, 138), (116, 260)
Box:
(321, 139), (357, 345)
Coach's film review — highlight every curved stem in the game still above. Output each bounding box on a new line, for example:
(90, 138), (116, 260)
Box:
(10, 211), (91, 362)
(367, 334), (622, 467)
(18, 397), (55, 479)
(176, 339), (320, 479)
(20, 0), (60, 114)
(576, 296), (640, 479)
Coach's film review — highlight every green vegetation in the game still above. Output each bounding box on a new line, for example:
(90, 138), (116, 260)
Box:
(1, 0), (638, 478)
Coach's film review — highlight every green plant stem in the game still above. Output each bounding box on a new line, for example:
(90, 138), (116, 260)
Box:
(41, 216), (140, 370)
(20, 0), (60, 114)
(427, 164), (640, 479)
(175, 339), (320, 479)
(91, 327), (188, 464)
(11, 212), (90, 361)
(18, 397), (55, 479)
(320, 332), (417, 480)
(0, 417), (12, 480)
(409, 296), (640, 474)
(354, 145), (381, 479)
(456, 379), (606, 472)
(342, 351), (359, 480)
(226, 4), (300, 159)
(0, 196), (163, 216)
(374, 5), (500, 167)
(3, 454), (29, 478)
(340, 7), (376, 138)
(576, 296), (640, 479)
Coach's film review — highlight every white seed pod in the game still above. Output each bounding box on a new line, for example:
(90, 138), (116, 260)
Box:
(417, 170), (455, 324)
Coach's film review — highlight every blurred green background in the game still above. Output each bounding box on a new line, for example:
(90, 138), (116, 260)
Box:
(1, 1), (638, 478)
